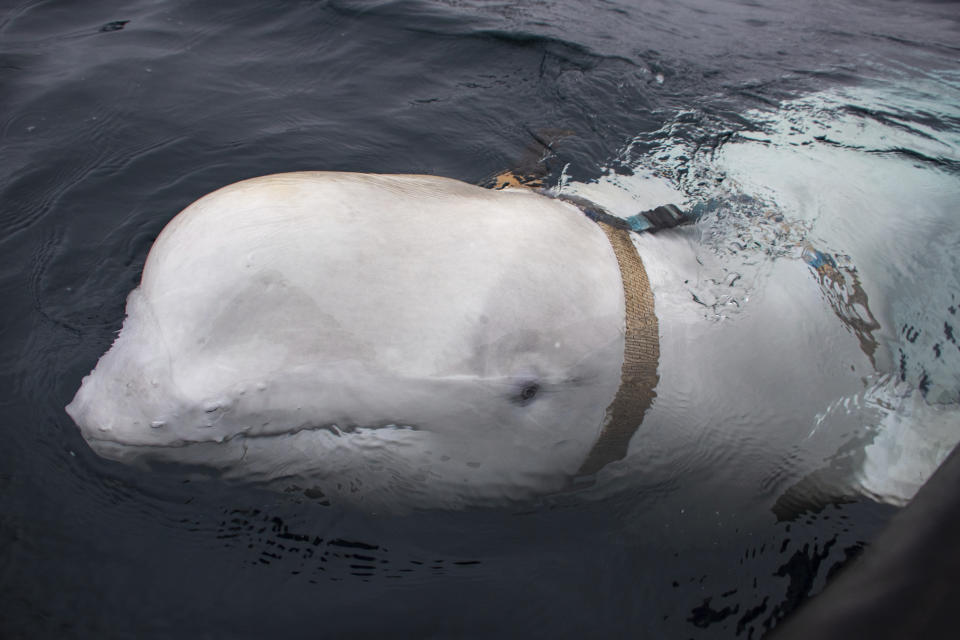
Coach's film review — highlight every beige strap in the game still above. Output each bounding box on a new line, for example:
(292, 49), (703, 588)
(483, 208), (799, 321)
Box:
(578, 221), (660, 475)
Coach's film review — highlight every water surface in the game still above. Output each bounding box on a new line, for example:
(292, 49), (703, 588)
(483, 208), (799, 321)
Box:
(1, 0), (959, 638)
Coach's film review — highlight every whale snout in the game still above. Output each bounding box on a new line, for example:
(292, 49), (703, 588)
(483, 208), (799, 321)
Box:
(67, 371), (171, 449)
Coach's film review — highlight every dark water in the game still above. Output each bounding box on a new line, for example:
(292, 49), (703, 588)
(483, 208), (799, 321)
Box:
(2, 0), (959, 638)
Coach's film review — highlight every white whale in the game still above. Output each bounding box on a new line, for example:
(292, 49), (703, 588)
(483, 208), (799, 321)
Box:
(67, 166), (958, 512)
(67, 172), (654, 508)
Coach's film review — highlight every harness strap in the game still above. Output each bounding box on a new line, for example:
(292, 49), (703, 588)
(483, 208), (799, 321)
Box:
(557, 193), (690, 234)
(578, 220), (660, 475)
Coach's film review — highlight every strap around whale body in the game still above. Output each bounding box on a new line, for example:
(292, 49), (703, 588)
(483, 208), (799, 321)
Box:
(577, 219), (661, 475)
(557, 192), (690, 234)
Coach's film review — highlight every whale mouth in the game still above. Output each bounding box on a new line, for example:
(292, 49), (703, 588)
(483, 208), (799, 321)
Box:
(83, 422), (422, 452)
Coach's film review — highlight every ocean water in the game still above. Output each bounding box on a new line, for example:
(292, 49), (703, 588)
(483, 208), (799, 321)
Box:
(1, 0), (959, 638)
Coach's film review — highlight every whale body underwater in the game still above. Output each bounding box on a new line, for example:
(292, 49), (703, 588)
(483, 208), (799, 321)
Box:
(66, 171), (952, 510)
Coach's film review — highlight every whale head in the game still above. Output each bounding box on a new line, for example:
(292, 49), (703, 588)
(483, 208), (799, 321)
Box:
(67, 173), (638, 508)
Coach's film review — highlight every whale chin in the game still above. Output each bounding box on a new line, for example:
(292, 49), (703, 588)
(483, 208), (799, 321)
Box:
(81, 424), (576, 511)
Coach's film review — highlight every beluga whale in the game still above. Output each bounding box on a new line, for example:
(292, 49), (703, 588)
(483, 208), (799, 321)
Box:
(67, 167), (958, 513)
(67, 172), (668, 509)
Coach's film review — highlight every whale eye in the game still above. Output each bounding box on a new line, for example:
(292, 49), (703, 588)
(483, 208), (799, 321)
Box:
(513, 380), (540, 406)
